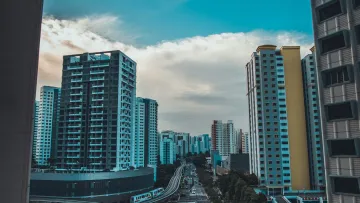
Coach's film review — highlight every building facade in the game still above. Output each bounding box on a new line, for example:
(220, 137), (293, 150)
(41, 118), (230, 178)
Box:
(35, 86), (61, 166)
(159, 131), (176, 164)
(301, 47), (325, 191)
(242, 132), (250, 154)
(200, 134), (210, 153)
(311, 1), (360, 201)
(133, 97), (158, 168)
(175, 132), (190, 157)
(56, 51), (136, 171)
(32, 101), (39, 163)
(246, 45), (310, 194)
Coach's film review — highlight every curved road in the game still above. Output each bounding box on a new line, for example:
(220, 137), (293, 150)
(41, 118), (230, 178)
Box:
(144, 164), (185, 203)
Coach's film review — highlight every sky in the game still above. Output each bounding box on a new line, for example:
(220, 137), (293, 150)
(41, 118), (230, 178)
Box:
(39, 0), (314, 135)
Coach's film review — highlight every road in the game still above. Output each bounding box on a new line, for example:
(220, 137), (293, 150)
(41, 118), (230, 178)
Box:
(144, 163), (185, 203)
(177, 164), (210, 203)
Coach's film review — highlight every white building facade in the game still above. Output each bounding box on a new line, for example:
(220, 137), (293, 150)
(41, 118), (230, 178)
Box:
(35, 86), (61, 166)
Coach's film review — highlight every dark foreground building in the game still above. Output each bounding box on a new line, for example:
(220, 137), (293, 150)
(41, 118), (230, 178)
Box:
(222, 153), (250, 173)
(30, 167), (154, 203)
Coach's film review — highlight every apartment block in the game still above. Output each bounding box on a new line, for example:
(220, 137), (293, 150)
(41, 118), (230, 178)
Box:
(35, 86), (61, 166)
(301, 47), (325, 191)
(32, 101), (39, 163)
(311, 0), (360, 201)
(242, 132), (250, 154)
(57, 50), (136, 171)
(133, 97), (158, 168)
(246, 45), (310, 194)
(159, 131), (177, 164)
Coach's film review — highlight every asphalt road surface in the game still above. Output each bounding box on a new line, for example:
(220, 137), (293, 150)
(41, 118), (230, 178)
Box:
(178, 164), (210, 203)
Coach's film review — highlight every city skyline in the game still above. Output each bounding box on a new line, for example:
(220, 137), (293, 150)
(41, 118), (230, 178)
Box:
(37, 1), (316, 135)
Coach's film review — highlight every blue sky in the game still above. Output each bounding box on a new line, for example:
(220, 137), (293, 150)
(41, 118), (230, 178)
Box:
(43, 0), (313, 45)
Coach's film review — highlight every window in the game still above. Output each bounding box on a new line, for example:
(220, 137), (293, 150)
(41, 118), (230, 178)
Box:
(328, 139), (359, 157)
(325, 101), (357, 121)
(319, 31), (349, 54)
(332, 177), (360, 195)
(317, 0), (343, 22)
(321, 65), (353, 87)
(354, 0), (360, 8)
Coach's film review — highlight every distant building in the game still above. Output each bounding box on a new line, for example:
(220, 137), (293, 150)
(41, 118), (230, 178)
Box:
(241, 132), (249, 154)
(57, 51), (136, 171)
(32, 101), (39, 163)
(159, 131), (176, 164)
(175, 132), (190, 157)
(133, 97), (158, 168)
(232, 129), (242, 154)
(201, 134), (210, 153)
(35, 86), (61, 166)
(211, 120), (233, 156)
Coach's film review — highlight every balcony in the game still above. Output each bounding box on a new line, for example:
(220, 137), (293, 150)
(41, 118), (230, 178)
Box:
(90, 63), (109, 68)
(92, 90), (104, 95)
(69, 105), (82, 109)
(67, 130), (81, 134)
(66, 155), (80, 158)
(92, 83), (104, 88)
(90, 117), (103, 121)
(67, 124), (81, 128)
(92, 97), (104, 101)
(71, 72), (83, 76)
(90, 70), (105, 74)
(91, 111), (103, 115)
(90, 76), (105, 81)
(67, 143), (80, 146)
(89, 149), (102, 152)
(68, 118), (81, 122)
(90, 130), (103, 133)
(91, 104), (104, 108)
(70, 85), (83, 89)
(67, 65), (83, 70)
(70, 92), (82, 96)
(67, 149), (80, 153)
(90, 142), (103, 146)
(67, 136), (80, 140)
(71, 78), (83, 83)
(89, 136), (103, 140)
(69, 112), (82, 116)
(70, 99), (82, 103)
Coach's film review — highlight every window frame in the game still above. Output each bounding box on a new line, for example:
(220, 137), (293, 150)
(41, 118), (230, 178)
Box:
(319, 30), (350, 55)
(327, 138), (360, 157)
(316, 0), (346, 23)
(321, 65), (354, 88)
(325, 100), (358, 122)
(330, 176), (360, 195)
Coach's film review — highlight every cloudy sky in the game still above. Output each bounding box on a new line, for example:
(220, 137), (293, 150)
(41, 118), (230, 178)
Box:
(39, 0), (314, 135)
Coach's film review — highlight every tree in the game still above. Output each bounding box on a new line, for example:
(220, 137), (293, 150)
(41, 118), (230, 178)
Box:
(247, 173), (259, 186)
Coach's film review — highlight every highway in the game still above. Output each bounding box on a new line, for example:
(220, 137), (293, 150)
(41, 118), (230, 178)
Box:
(144, 164), (185, 203)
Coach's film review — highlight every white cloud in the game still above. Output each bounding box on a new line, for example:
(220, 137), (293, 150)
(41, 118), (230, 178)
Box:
(38, 15), (314, 135)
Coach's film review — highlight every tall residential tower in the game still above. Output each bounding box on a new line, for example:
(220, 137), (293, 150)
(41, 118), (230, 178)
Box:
(35, 86), (61, 166)
(311, 1), (360, 201)
(301, 47), (325, 191)
(246, 45), (310, 194)
(133, 97), (158, 168)
(57, 51), (136, 171)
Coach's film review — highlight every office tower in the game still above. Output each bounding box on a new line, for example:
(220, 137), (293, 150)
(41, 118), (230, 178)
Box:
(224, 120), (234, 155)
(159, 131), (176, 164)
(241, 132), (250, 154)
(301, 47), (325, 191)
(310, 1), (360, 201)
(35, 86), (61, 166)
(57, 51), (136, 171)
(245, 45), (310, 194)
(32, 101), (39, 163)
(133, 97), (158, 168)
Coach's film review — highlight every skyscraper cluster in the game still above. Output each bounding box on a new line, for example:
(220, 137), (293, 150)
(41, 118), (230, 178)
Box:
(158, 131), (210, 165)
(32, 50), (159, 173)
(211, 120), (245, 157)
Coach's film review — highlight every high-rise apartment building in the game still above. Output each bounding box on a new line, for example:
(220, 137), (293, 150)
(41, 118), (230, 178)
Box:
(246, 45), (310, 194)
(175, 132), (190, 157)
(35, 86), (61, 166)
(32, 101), (39, 163)
(301, 47), (325, 191)
(311, 1), (360, 201)
(232, 129), (242, 154)
(241, 132), (250, 154)
(159, 131), (176, 164)
(224, 121), (234, 155)
(133, 97), (158, 168)
(211, 120), (233, 156)
(201, 134), (210, 153)
(56, 51), (136, 171)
